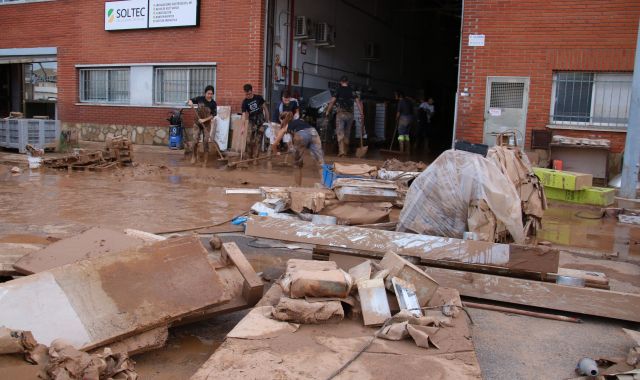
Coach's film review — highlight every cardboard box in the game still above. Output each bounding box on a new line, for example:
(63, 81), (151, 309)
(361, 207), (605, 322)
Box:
(533, 168), (593, 190)
(544, 186), (615, 206)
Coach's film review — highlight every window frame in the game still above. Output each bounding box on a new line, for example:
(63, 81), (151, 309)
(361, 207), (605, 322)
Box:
(0, 0), (55, 5)
(153, 66), (217, 106)
(78, 67), (130, 104)
(549, 71), (632, 131)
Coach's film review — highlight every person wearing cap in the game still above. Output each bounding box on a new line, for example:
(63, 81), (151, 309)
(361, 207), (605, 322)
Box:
(272, 111), (325, 185)
(325, 76), (364, 157)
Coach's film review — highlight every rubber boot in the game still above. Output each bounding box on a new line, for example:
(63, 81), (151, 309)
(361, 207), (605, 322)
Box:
(337, 138), (345, 157)
(294, 167), (303, 186)
(343, 139), (349, 157)
(202, 149), (209, 168)
(405, 140), (411, 156)
(398, 140), (405, 154)
(191, 143), (198, 164)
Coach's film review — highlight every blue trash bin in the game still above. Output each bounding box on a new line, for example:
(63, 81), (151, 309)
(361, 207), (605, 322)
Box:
(169, 125), (183, 149)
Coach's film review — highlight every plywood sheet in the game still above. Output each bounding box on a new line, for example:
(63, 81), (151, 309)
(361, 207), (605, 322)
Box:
(191, 285), (481, 380)
(13, 227), (145, 275)
(0, 236), (228, 350)
(423, 267), (640, 323)
(246, 217), (558, 274)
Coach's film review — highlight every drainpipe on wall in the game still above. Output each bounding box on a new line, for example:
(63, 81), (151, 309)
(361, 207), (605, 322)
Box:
(619, 20), (640, 200)
(451, 0), (465, 149)
(288, 0), (295, 90)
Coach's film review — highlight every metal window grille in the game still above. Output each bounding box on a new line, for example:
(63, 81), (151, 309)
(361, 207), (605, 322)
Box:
(79, 68), (130, 103)
(154, 67), (216, 105)
(551, 71), (632, 128)
(489, 82), (525, 109)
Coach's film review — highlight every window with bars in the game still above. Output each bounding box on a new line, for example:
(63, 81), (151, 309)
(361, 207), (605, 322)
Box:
(79, 68), (130, 104)
(551, 72), (632, 128)
(154, 67), (216, 105)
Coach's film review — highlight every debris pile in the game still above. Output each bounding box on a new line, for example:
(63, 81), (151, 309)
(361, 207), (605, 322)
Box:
(41, 136), (134, 171)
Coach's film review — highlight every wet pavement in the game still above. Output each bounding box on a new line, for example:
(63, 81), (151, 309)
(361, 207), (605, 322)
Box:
(1, 143), (639, 379)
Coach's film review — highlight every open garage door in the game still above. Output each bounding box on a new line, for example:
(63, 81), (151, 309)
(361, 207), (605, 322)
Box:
(264, 0), (462, 160)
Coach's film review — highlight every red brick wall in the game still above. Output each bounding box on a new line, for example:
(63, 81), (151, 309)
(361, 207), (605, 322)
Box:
(457, 0), (640, 153)
(0, 0), (266, 127)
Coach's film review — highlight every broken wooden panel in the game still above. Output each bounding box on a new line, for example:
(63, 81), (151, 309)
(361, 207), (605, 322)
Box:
(358, 278), (391, 326)
(380, 251), (439, 306)
(89, 327), (169, 356)
(191, 285), (481, 380)
(221, 242), (264, 305)
(246, 217), (559, 274)
(423, 266), (640, 323)
(0, 243), (43, 276)
(334, 186), (398, 202)
(12, 227), (146, 275)
(0, 236), (229, 350)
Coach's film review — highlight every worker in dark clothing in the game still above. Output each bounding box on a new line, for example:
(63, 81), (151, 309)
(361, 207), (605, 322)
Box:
(241, 83), (270, 159)
(272, 111), (325, 185)
(395, 90), (414, 154)
(325, 76), (364, 157)
(186, 85), (217, 166)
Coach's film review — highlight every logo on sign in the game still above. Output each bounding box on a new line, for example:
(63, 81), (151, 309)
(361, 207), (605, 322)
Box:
(107, 8), (115, 23)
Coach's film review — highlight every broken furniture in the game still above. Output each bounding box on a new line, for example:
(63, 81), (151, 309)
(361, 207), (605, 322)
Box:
(549, 135), (610, 184)
(0, 235), (264, 355)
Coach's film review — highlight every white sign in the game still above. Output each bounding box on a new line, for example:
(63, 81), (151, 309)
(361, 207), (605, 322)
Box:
(105, 0), (148, 31)
(468, 34), (485, 47)
(149, 0), (198, 28)
(489, 108), (502, 116)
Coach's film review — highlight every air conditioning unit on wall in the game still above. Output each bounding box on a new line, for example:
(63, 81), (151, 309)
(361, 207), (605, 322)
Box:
(315, 22), (335, 47)
(363, 42), (380, 60)
(295, 16), (312, 39)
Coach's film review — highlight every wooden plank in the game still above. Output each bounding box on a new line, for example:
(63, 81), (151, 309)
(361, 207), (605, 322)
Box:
(332, 177), (398, 189)
(0, 243), (42, 276)
(246, 217), (559, 274)
(12, 227), (146, 275)
(334, 186), (398, 202)
(89, 327), (169, 356)
(358, 278), (391, 326)
(221, 242), (264, 305)
(0, 236), (229, 350)
(423, 266), (640, 323)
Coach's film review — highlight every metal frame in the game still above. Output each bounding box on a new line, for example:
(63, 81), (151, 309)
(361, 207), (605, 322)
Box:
(78, 67), (130, 104)
(152, 66), (217, 106)
(483, 76), (530, 146)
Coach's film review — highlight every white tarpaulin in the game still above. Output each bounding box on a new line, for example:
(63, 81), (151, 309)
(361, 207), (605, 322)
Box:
(397, 150), (525, 243)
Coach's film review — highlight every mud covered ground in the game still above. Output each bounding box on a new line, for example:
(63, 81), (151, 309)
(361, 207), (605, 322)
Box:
(0, 143), (639, 379)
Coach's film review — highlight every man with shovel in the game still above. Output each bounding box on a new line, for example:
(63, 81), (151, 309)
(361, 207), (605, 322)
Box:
(272, 111), (325, 186)
(325, 76), (364, 157)
(186, 85), (217, 166)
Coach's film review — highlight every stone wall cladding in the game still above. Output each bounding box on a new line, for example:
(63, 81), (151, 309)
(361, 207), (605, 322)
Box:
(62, 123), (169, 146)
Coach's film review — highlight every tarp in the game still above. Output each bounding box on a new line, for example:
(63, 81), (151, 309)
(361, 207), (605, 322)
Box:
(397, 150), (525, 243)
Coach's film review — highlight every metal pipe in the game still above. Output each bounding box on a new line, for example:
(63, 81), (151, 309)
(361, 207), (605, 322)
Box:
(620, 20), (640, 199)
(287, 0), (295, 90)
(450, 0), (464, 148)
(463, 301), (582, 323)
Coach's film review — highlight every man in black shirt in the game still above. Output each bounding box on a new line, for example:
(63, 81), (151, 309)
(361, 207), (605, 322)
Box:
(272, 111), (324, 185)
(241, 83), (270, 159)
(186, 85), (217, 166)
(326, 76), (364, 157)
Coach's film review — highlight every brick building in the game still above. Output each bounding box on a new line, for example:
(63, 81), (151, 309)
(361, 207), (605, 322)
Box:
(0, 0), (265, 145)
(455, 0), (639, 172)
(0, 0), (637, 173)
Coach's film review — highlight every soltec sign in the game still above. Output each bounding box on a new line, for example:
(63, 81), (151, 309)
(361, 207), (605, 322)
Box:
(105, 0), (148, 30)
(105, 0), (200, 31)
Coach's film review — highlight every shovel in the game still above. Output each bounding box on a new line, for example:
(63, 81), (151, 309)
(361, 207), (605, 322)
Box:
(379, 120), (403, 155)
(355, 119), (368, 158)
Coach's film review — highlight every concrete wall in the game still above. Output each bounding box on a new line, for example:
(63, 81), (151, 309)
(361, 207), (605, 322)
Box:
(456, 0), (639, 154)
(0, 0), (266, 144)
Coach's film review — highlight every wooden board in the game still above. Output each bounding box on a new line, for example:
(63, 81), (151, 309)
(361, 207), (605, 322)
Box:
(221, 242), (264, 305)
(358, 278), (391, 326)
(0, 236), (229, 350)
(12, 227), (146, 275)
(246, 217), (559, 274)
(334, 186), (398, 202)
(0, 243), (43, 276)
(423, 266), (640, 323)
(191, 285), (481, 379)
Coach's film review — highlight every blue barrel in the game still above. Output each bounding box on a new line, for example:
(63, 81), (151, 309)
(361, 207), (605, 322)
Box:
(168, 125), (183, 149)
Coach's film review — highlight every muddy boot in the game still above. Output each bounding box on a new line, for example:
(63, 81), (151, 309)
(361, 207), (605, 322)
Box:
(294, 167), (303, 186)
(337, 138), (345, 157)
(398, 141), (405, 154)
(405, 140), (411, 156)
(191, 144), (198, 164)
(202, 151), (209, 168)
